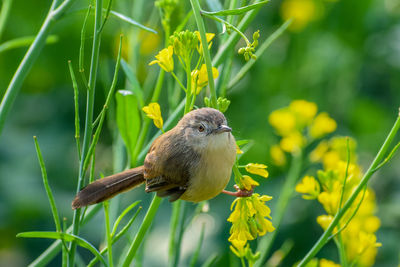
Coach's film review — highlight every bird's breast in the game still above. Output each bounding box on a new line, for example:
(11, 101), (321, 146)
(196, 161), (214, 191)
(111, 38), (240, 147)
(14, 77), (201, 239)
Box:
(180, 133), (236, 202)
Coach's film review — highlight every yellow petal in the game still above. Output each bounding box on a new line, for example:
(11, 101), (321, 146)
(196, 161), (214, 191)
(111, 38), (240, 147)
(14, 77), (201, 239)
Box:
(245, 163), (269, 178)
(142, 102), (163, 129)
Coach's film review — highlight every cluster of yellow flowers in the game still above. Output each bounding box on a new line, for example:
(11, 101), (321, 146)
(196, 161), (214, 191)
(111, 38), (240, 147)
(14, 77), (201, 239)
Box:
(269, 100), (336, 165)
(228, 162), (275, 262)
(296, 136), (381, 266)
(149, 30), (219, 96)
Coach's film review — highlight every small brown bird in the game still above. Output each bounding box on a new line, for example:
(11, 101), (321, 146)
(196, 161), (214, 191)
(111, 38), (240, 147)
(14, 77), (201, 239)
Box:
(72, 108), (237, 209)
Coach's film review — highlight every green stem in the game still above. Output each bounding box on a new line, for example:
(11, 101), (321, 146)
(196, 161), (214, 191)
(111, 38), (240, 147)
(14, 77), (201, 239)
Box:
(298, 113), (400, 266)
(33, 137), (62, 233)
(28, 204), (102, 267)
(122, 196), (163, 267)
(336, 233), (348, 267)
(0, 0), (77, 136)
(202, 13), (250, 45)
(190, 0), (217, 107)
(254, 151), (303, 267)
(69, 0), (103, 265)
(227, 19), (292, 90)
(103, 202), (113, 267)
(0, 0), (13, 40)
(169, 202), (181, 265)
(68, 61), (81, 160)
(212, 0), (262, 67)
(171, 71), (187, 92)
(184, 61), (193, 114)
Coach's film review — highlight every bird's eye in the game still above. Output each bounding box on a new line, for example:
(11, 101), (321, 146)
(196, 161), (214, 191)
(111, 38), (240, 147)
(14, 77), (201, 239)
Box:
(198, 125), (205, 132)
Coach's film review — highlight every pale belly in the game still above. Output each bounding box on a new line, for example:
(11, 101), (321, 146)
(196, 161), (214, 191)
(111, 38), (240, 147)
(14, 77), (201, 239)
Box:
(180, 133), (236, 202)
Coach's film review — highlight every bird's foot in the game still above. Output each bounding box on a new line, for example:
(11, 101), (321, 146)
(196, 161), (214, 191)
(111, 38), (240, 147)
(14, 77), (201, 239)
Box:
(222, 185), (254, 198)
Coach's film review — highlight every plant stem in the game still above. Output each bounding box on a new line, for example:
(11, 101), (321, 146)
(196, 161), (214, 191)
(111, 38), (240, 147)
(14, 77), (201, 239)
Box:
(202, 13), (250, 45)
(0, 0), (13, 41)
(103, 202), (113, 267)
(69, 0), (103, 265)
(254, 151), (303, 267)
(0, 0), (77, 136)
(336, 233), (348, 267)
(28, 204), (102, 267)
(184, 62), (193, 114)
(298, 113), (400, 266)
(190, 0), (217, 107)
(227, 19), (292, 90)
(212, 0), (261, 67)
(122, 195), (163, 267)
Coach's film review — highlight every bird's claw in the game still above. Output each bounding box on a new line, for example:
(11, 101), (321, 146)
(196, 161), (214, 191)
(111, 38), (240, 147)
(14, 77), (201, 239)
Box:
(222, 185), (254, 198)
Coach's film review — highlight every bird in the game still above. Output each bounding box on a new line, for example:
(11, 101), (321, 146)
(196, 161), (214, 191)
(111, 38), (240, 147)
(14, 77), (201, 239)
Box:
(72, 107), (237, 209)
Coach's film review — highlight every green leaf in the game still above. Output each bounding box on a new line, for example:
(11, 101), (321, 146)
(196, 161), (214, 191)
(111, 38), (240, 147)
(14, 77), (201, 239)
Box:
(201, 0), (269, 16)
(236, 139), (251, 146)
(120, 59), (144, 108)
(111, 200), (141, 237)
(110, 10), (157, 34)
(0, 35), (58, 54)
(17, 231), (107, 266)
(116, 90), (141, 163)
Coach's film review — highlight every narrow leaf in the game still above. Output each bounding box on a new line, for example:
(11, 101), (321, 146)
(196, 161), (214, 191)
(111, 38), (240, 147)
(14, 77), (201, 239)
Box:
(0, 35), (58, 54)
(17, 231), (107, 266)
(116, 90), (141, 162)
(33, 137), (62, 233)
(87, 206), (142, 267)
(201, 0), (269, 16)
(120, 59), (144, 108)
(110, 10), (157, 34)
(189, 223), (205, 267)
(236, 139), (251, 146)
(111, 200), (141, 237)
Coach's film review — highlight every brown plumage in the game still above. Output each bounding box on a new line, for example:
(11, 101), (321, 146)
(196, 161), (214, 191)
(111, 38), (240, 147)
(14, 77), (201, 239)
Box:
(71, 108), (236, 209)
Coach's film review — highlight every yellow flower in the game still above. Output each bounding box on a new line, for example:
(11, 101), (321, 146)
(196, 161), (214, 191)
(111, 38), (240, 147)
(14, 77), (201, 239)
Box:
(289, 100), (317, 125)
(245, 163), (269, 178)
(236, 144), (243, 154)
(270, 144), (286, 166)
(241, 175), (259, 191)
(149, 45), (174, 72)
(319, 259), (341, 267)
(296, 175), (320, 199)
(195, 31), (215, 43)
(268, 108), (296, 136)
(280, 132), (305, 152)
(195, 31), (215, 54)
(318, 189), (340, 215)
(309, 112), (337, 139)
(310, 140), (329, 162)
(142, 103), (163, 129)
(281, 0), (318, 32)
(322, 151), (341, 170)
(316, 215), (333, 230)
(228, 194), (274, 252)
(358, 232), (382, 254)
(364, 216), (380, 233)
(191, 64), (219, 94)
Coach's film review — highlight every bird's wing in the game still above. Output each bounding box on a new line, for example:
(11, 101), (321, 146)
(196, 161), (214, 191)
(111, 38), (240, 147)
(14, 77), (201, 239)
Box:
(143, 131), (200, 201)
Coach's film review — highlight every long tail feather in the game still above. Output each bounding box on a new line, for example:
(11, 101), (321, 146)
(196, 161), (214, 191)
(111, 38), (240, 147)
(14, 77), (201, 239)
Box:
(71, 166), (145, 209)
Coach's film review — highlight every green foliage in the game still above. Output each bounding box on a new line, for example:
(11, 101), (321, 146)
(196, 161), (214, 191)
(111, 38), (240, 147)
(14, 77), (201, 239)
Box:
(1, 0), (400, 266)
(116, 90), (141, 163)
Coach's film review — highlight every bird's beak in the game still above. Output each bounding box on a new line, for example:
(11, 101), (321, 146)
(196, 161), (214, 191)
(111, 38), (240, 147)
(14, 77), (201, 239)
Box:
(214, 125), (232, 134)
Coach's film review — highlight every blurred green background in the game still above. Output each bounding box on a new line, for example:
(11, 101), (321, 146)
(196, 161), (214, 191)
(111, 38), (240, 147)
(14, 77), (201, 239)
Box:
(0, 0), (399, 266)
